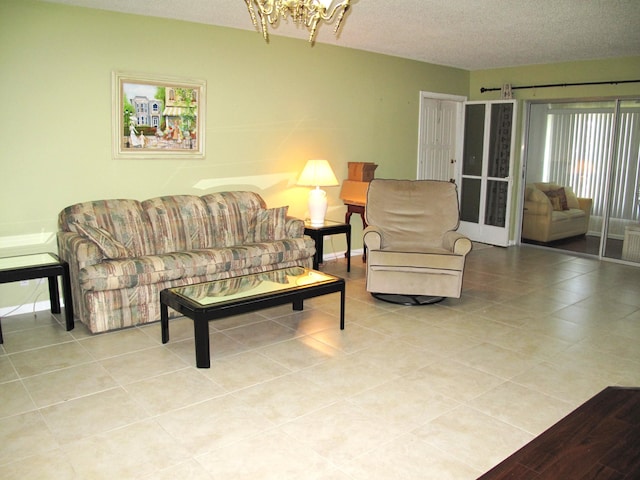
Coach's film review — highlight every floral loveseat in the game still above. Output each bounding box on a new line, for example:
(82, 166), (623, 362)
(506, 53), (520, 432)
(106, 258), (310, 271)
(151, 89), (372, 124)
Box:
(57, 192), (315, 333)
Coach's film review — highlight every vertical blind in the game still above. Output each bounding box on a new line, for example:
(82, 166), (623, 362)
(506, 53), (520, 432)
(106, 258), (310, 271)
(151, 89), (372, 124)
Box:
(543, 108), (640, 221)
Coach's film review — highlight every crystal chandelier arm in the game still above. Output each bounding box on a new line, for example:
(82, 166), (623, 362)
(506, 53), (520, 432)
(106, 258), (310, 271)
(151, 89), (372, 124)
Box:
(329, 2), (350, 35)
(245, 0), (352, 44)
(245, 0), (259, 29)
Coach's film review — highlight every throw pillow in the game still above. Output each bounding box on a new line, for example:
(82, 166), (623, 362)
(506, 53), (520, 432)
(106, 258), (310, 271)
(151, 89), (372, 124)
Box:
(71, 223), (131, 259)
(544, 188), (569, 211)
(248, 206), (289, 242)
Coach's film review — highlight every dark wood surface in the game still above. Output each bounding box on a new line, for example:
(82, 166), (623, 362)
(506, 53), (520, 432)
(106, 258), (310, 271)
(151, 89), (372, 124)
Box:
(478, 386), (640, 479)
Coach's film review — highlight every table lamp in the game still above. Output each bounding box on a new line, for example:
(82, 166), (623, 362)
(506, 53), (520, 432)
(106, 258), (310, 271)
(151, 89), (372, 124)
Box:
(297, 159), (339, 226)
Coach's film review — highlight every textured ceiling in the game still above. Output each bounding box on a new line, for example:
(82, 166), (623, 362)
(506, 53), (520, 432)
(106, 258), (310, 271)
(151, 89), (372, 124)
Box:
(42, 0), (640, 70)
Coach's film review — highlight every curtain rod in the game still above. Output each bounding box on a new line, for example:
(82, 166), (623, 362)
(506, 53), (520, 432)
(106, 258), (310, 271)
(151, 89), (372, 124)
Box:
(480, 79), (640, 93)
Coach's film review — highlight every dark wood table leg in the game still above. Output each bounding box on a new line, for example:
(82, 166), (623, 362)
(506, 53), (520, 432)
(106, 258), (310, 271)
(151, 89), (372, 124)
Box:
(315, 234), (324, 269)
(47, 276), (61, 314)
(161, 303), (170, 344)
(345, 225), (351, 272)
(340, 285), (345, 330)
(60, 262), (74, 331)
(193, 319), (211, 368)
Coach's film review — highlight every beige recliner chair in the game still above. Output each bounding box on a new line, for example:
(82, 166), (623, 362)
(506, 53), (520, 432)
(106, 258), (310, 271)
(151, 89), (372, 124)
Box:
(363, 179), (472, 304)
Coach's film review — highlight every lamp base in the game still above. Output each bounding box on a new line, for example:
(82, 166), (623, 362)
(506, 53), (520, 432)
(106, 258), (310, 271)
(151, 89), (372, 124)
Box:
(308, 187), (328, 226)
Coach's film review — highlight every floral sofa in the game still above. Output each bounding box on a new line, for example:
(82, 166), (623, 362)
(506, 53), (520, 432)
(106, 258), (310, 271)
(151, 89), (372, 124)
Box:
(57, 192), (315, 333)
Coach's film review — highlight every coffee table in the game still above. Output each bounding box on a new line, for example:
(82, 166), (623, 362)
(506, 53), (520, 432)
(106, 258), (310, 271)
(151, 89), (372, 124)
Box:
(160, 267), (345, 368)
(0, 252), (74, 343)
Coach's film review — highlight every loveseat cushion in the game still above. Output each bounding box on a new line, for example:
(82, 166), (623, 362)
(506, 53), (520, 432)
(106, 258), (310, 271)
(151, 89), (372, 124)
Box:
(78, 238), (315, 291)
(544, 188), (569, 211)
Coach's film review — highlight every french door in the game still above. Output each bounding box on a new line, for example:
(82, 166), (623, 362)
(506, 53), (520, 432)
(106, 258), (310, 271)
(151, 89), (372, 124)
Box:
(458, 100), (517, 246)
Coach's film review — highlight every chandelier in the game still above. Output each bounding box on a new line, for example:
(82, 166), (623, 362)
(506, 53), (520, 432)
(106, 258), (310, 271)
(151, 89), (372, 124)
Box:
(244, 0), (352, 44)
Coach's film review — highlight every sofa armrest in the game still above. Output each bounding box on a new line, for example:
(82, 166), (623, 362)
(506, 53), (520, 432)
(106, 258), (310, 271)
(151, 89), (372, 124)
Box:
(577, 197), (592, 214)
(363, 226), (383, 250)
(57, 231), (105, 268)
(524, 200), (552, 216)
(443, 231), (472, 255)
(285, 217), (305, 237)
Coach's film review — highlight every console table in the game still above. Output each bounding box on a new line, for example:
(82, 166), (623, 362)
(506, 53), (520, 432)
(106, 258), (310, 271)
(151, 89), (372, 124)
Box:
(340, 179), (369, 262)
(0, 252), (74, 343)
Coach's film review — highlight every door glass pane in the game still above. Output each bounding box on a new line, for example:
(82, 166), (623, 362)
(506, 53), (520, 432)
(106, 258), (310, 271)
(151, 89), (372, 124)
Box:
(488, 103), (513, 178)
(485, 180), (508, 227)
(605, 99), (640, 262)
(463, 104), (485, 176)
(460, 178), (481, 223)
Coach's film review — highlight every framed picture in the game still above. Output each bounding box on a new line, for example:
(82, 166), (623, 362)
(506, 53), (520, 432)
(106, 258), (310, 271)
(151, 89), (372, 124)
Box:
(112, 71), (206, 159)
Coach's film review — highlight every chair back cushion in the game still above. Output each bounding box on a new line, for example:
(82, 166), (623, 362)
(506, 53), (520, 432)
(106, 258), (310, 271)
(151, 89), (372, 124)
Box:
(366, 179), (460, 250)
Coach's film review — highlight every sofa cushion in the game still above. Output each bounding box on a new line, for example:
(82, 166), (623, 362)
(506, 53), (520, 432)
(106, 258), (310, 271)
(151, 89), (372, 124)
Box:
(247, 206), (289, 243)
(141, 195), (214, 254)
(57, 199), (154, 256)
(544, 188), (569, 211)
(78, 238), (315, 291)
(70, 223), (131, 259)
(201, 192), (267, 247)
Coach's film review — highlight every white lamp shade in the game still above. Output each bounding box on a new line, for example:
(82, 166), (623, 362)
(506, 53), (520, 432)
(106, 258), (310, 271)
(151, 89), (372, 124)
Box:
(297, 159), (339, 187)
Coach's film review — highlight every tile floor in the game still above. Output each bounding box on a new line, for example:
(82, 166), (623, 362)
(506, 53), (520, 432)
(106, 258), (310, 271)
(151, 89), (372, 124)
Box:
(1, 245), (639, 479)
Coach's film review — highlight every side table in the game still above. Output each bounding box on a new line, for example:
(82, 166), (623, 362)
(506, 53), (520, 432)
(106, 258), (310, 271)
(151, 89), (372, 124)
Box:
(304, 220), (351, 272)
(0, 252), (74, 343)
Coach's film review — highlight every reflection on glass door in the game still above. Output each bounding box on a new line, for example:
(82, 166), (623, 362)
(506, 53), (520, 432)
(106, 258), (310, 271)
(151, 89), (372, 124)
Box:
(459, 100), (516, 246)
(522, 98), (640, 264)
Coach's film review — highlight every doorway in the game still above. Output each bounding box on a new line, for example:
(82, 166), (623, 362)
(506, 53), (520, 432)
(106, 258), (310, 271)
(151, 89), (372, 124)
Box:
(418, 93), (518, 247)
(521, 98), (640, 264)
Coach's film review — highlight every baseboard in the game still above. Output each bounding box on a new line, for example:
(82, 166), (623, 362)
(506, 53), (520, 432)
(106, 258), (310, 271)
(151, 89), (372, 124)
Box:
(0, 299), (61, 317)
(323, 248), (364, 263)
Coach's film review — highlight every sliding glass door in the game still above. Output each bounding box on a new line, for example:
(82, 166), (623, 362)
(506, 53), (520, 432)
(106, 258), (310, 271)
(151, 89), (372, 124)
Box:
(605, 100), (640, 261)
(523, 98), (640, 263)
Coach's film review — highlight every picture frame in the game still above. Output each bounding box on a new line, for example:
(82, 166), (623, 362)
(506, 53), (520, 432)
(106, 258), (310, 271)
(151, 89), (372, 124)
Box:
(112, 71), (206, 159)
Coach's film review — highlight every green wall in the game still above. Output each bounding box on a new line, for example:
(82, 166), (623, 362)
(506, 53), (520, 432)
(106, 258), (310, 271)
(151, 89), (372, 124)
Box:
(1, 0), (638, 312)
(0, 0), (468, 310)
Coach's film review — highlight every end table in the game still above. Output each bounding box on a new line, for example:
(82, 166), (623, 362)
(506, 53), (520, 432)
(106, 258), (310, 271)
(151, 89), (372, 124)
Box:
(0, 252), (74, 343)
(304, 220), (351, 272)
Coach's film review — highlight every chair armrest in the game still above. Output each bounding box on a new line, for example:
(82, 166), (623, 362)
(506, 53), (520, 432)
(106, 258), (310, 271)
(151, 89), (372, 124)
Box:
(363, 226), (383, 250)
(443, 231), (472, 255)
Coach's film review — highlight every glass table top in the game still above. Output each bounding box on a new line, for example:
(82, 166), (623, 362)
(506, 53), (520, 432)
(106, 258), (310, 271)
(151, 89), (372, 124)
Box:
(304, 219), (346, 229)
(169, 267), (338, 307)
(0, 253), (60, 272)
